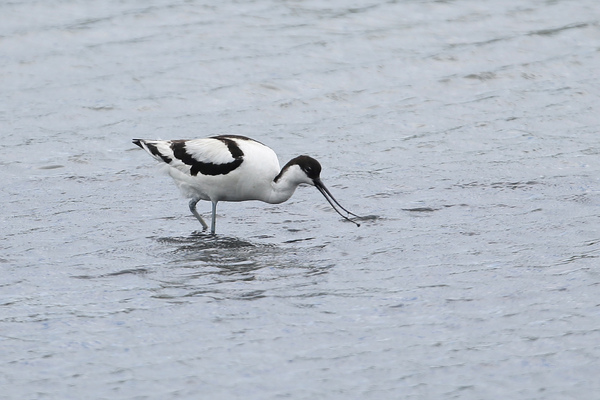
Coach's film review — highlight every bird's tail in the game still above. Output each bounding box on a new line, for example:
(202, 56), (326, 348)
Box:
(132, 138), (144, 149)
(132, 139), (174, 164)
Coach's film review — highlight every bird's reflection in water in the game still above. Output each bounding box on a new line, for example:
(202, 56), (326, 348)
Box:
(152, 231), (318, 301)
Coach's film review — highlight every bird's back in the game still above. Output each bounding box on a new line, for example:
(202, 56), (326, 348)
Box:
(134, 136), (281, 202)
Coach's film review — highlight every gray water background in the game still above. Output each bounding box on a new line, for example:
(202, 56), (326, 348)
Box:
(2, 0), (600, 399)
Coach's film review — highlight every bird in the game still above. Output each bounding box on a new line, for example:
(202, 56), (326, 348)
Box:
(132, 135), (360, 234)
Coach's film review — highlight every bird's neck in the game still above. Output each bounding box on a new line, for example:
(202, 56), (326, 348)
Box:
(265, 177), (300, 204)
(262, 163), (313, 204)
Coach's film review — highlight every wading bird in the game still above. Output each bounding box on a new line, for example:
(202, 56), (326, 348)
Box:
(133, 135), (360, 234)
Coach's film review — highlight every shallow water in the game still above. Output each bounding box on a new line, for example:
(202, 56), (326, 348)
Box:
(2, 0), (600, 399)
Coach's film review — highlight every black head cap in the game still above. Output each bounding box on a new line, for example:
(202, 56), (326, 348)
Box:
(274, 155), (322, 183)
(293, 155), (322, 180)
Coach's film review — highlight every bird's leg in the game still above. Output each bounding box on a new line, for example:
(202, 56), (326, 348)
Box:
(210, 201), (217, 235)
(189, 198), (208, 231)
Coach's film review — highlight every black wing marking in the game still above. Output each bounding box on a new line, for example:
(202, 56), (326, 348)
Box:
(171, 139), (244, 176)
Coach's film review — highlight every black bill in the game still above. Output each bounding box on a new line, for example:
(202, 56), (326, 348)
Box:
(314, 178), (361, 227)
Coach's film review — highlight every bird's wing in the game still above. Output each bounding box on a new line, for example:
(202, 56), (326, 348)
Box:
(183, 138), (240, 164)
(133, 138), (243, 177)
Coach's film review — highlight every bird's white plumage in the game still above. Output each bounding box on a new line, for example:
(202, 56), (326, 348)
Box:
(184, 138), (238, 164)
(178, 138), (285, 203)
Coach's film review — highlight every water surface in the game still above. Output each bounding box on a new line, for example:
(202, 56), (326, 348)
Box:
(2, 0), (599, 399)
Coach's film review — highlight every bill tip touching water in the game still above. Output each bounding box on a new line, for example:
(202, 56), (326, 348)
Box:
(132, 135), (363, 234)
